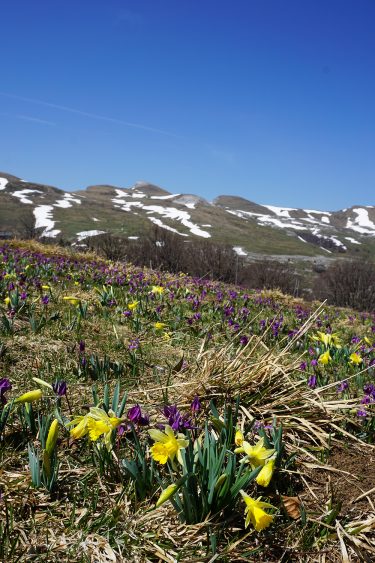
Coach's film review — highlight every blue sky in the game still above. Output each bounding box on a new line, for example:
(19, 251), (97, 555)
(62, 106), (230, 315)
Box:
(1, 0), (374, 209)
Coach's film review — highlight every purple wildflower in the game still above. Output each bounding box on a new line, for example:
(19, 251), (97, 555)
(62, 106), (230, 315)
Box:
(163, 404), (193, 431)
(363, 383), (375, 397)
(299, 361), (308, 371)
(337, 380), (349, 393)
(357, 409), (367, 418)
(127, 404), (149, 426)
(191, 396), (201, 412)
(52, 380), (67, 397)
(41, 295), (49, 305)
(128, 338), (140, 351)
(308, 375), (317, 389)
(0, 378), (12, 405)
(239, 335), (249, 346)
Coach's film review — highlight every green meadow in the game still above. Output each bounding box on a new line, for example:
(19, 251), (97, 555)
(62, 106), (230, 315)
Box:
(0, 241), (374, 562)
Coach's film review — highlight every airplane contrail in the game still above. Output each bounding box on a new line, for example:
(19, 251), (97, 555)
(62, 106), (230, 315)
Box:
(0, 91), (181, 138)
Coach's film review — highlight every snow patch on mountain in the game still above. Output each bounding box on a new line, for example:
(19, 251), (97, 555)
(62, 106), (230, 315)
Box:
(0, 178), (8, 191)
(150, 194), (180, 200)
(54, 193), (81, 208)
(148, 217), (187, 236)
(111, 192), (210, 237)
(263, 205), (296, 218)
(12, 189), (42, 204)
(233, 246), (247, 256)
(346, 208), (375, 235)
(34, 205), (61, 237)
(303, 209), (332, 216)
(76, 230), (105, 241)
(345, 237), (361, 245)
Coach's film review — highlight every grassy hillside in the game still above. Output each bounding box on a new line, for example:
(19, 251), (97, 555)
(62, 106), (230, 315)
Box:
(0, 241), (374, 561)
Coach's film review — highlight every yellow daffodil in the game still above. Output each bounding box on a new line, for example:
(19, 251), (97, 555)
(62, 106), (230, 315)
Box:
(312, 331), (341, 348)
(149, 425), (189, 466)
(235, 428), (244, 447)
(240, 490), (276, 531)
(15, 389), (43, 404)
(235, 437), (275, 468)
(67, 407), (121, 450)
(256, 458), (276, 487)
(63, 296), (80, 305)
(318, 350), (331, 365)
(128, 301), (139, 311)
(349, 352), (362, 365)
(151, 286), (164, 294)
(45, 419), (59, 456)
(364, 337), (372, 346)
(4, 296), (10, 306)
(41, 285), (51, 290)
(154, 322), (166, 330)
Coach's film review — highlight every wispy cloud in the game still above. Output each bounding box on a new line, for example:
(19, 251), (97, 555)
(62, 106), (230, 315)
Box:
(0, 91), (180, 138)
(16, 114), (56, 126)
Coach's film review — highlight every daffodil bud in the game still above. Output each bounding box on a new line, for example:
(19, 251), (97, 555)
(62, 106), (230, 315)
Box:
(235, 429), (244, 447)
(45, 419), (59, 456)
(256, 458), (276, 487)
(15, 389), (43, 404)
(63, 296), (80, 305)
(156, 483), (178, 508)
(214, 473), (228, 491)
(32, 377), (53, 390)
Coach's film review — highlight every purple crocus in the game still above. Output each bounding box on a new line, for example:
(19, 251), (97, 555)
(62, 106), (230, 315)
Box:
(41, 295), (49, 305)
(0, 378), (11, 405)
(337, 380), (349, 393)
(299, 361), (308, 371)
(127, 404), (149, 426)
(239, 335), (249, 346)
(128, 338), (140, 351)
(191, 396), (201, 412)
(308, 375), (317, 389)
(52, 380), (67, 397)
(163, 404), (193, 431)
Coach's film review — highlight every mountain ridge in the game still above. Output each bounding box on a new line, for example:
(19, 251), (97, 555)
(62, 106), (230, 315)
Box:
(1, 171), (374, 260)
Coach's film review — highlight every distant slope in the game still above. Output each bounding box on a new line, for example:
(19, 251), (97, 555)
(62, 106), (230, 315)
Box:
(0, 171), (374, 260)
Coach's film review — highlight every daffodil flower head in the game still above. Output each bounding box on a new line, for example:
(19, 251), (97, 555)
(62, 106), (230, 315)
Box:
(256, 457), (276, 487)
(63, 296), (80, 305)
(312, 331), (341, 348)
(128, 301), (139, 310)
(318, 350), (331, 365)
(349, 352), (362, 365)
(235, 437), (275, 468)
(154, 322), (166, 330)
(240, 490), (276, 531)
(149, 425), (189, 466)
(235, 428), (244, 447)
(151, 286), (164, 295)
(68, 407), (121, 450)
